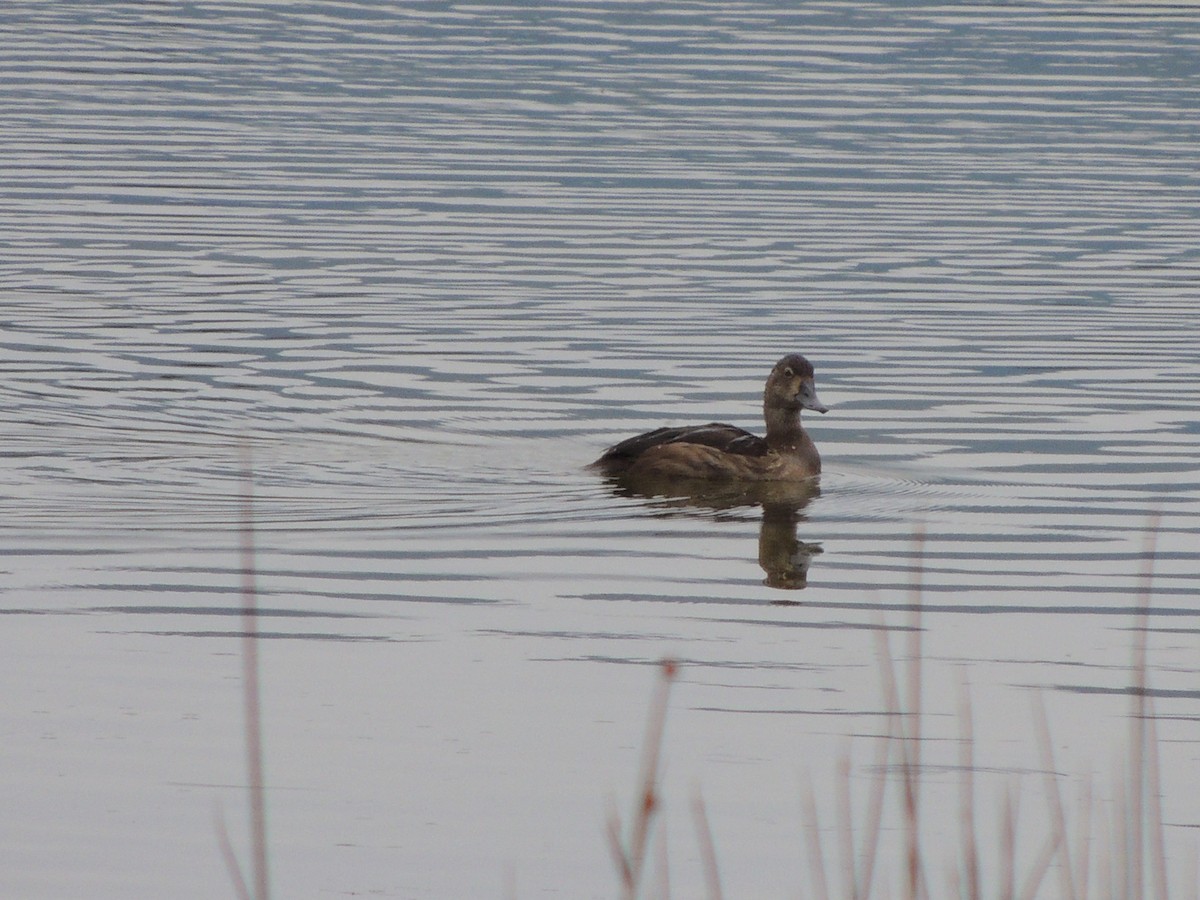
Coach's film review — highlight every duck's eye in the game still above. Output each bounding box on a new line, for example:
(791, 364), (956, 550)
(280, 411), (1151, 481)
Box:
(782, 367), (794, 378)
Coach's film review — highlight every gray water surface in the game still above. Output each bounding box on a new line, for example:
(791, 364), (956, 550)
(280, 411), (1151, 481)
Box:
(2, 3), (1199, 898)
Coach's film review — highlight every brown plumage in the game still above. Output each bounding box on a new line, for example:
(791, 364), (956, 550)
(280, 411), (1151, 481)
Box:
(592, 353), (828, 481)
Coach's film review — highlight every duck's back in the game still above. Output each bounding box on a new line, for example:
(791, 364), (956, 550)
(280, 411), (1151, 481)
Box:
(592, 422), (767, 473)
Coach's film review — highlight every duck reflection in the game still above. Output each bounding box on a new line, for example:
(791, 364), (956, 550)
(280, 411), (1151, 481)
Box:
(599, 472), (822, 591)
(757, 499), (823, 590)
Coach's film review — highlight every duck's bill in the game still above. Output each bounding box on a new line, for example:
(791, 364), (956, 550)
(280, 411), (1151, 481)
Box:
(801, 385), (829, 414)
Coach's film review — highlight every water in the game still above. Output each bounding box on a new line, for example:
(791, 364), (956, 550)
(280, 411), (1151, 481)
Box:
(2, 2), (1199, 897)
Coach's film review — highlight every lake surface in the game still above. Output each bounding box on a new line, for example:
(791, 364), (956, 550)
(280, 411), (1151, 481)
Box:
(2, 2), (1198, 897)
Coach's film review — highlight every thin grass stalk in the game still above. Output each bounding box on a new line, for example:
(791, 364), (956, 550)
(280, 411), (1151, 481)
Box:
(1017, 830), (1062, 900)
(868, 609), (912, 900)
(1094, 798), (1114, 900)
(1114, 772), (1130, 900)
(655, 816), (671, 900)
(903, 527), (926, 900)
(1129, 639), (1147, 891)
(612, 658), (678, 900)
(215, 807), (253, 900)
(801, 778), (831, 900)
(607, 799), (634, 889)
(854, 690), (891, 900)
(864, 611), (904, 900)
(871, 613), (902, 738)
(1032, 692), (1077, 900)
(1127, 515), (1161, 899)
(899, 730), (929, 900)
(957, 679), (980, 900)
(835, 751), (859, 900)
(999, 785), (1018, 900)
(1136, 518), (1169, 900)
(1074, 778), (1094, 900)
(692, 789), (723, 900)
(1144, 694), (1169, 900)
(238, 445), (270, 900)
(948, 864), (963, 900)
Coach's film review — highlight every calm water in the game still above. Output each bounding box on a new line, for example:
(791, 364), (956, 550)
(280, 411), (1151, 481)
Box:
(2, 2), (1199, 897)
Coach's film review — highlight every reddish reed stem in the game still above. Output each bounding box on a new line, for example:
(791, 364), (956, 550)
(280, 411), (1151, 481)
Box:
(239, 445), (270, 900)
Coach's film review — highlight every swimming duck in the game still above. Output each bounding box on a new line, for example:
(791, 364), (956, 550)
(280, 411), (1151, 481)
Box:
(593, 353), (828, 481)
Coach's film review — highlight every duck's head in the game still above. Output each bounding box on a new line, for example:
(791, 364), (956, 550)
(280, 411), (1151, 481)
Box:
(766, 353), (828, 414)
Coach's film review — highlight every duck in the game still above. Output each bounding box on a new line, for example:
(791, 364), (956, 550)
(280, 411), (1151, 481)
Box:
(592, 353), (828, 481)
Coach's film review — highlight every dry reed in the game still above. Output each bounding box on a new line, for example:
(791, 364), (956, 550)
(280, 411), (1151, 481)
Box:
(218, 446), (271, 900)
(608, 658), (679, 899)
(611, 520), (1186, 900)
